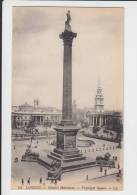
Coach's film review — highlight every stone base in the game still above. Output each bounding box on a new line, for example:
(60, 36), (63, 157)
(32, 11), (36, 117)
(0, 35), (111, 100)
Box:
(47, 148), (86, 163)
(39, 155), (96, 172)
(21, 122), (97, 179)
(44, 154), (96, 180)
(49, 123), (86, 163)
(21, 151), (39, 161)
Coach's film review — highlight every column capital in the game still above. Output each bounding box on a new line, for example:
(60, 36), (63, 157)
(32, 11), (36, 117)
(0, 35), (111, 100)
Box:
(59, 30), (77, 46)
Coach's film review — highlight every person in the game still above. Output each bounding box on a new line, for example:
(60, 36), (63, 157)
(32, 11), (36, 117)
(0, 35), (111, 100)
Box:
(59, 175), (61, 181)
(14, 145), (16, 150)
(27, 177), (30, 185)
(14, 157), (18, 163)
(40, 177), (42, 184)
(86, 175), (88, 180)
(21, 178), (24, 185)
(100, 166), (103, 172)
(51, 178), (53, 183)
(117, 163), (120, 170)
(117, 169), (121, 177)
(118, 169), (121, 177)
(104, 169), (107, 176)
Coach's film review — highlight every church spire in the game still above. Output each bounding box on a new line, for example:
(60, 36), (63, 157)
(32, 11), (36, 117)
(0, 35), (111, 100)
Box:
(95, 80), (104, 113)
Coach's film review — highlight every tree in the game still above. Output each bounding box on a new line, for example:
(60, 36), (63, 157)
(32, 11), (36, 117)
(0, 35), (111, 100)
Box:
(93, 126), (100, 134)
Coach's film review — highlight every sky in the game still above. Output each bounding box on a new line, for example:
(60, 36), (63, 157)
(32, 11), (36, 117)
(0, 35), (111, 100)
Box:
(12, 7), (123, 110)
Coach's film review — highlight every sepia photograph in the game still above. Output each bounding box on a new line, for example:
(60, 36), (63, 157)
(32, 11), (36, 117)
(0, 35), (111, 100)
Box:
(11, 5), (124, 191)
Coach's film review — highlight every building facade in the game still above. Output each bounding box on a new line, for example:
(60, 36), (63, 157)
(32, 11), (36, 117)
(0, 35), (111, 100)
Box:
(12, 101), (62, 129)
(86, 83), (123, 132)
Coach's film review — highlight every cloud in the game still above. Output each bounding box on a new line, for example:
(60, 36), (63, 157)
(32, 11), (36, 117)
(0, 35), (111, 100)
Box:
(12, 7), (123, 110)
(13, 7), (49, 34)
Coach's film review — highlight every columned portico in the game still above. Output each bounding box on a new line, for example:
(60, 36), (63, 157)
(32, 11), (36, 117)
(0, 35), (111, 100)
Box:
(88, 113), (110, 127)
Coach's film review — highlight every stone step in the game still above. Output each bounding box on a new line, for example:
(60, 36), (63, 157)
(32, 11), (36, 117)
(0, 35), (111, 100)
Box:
(37, 158), (51, 169)
(62, 161), (96, 171)
(50, 152), (62, 158)
(62, 163), (97, 173)
(47, 154), (61, 161)
(50, 151), (83, 159)
(53, 148), (80, 156)
(47, 153), (86, 163)
(63, 156), (86, 162)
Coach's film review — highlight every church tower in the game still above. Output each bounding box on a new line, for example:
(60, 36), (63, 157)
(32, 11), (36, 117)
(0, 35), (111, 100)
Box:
(94, 80), (104, 113)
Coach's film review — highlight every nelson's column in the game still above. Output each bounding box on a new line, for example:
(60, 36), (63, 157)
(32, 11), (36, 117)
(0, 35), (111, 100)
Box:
(47, 11), (86, 168)
(22, 11), (97, 175)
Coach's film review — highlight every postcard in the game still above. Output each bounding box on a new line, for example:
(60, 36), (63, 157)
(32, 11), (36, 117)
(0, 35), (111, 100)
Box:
(1, 1), (137, 195)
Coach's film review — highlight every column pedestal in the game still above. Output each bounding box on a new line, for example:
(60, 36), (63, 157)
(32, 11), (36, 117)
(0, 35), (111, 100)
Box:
(47, 124), (85, 164)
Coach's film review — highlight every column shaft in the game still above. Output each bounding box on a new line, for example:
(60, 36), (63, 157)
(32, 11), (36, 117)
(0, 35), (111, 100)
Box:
(62, 44), (72, 121)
